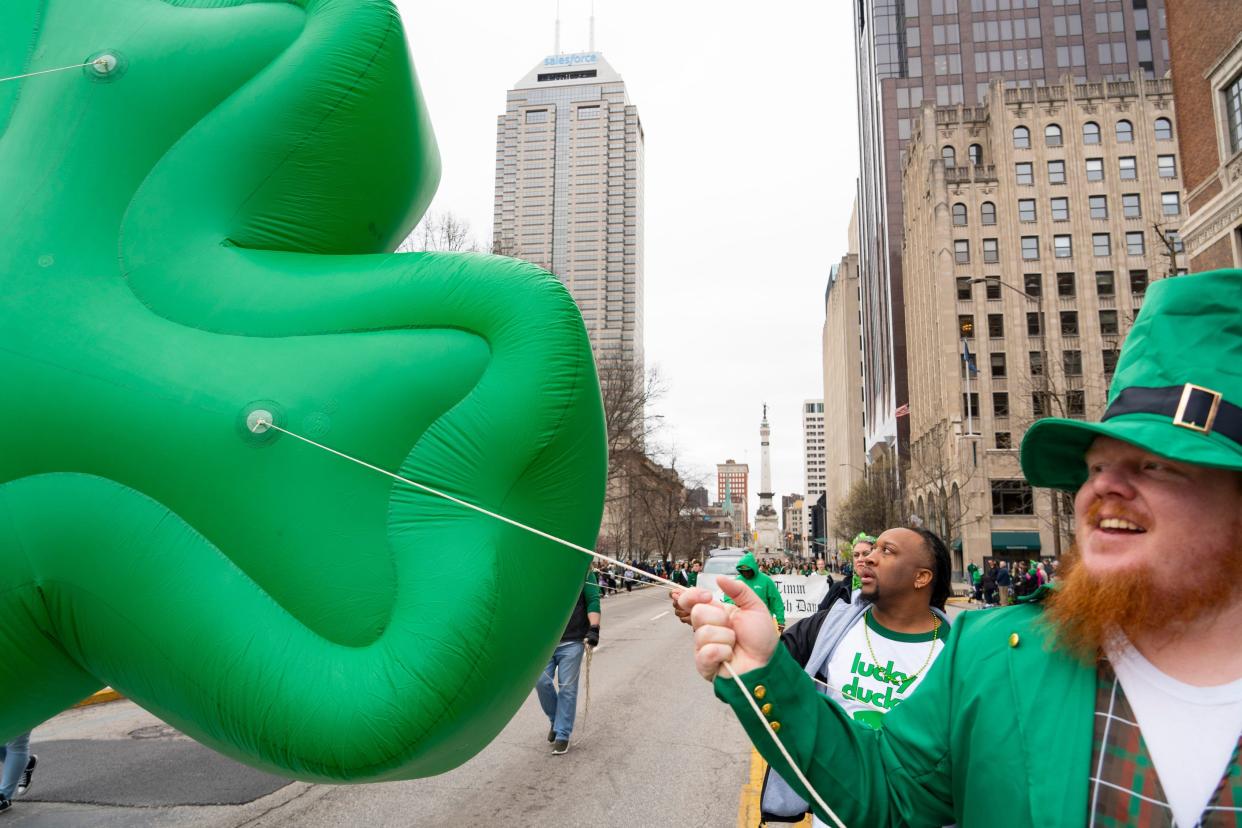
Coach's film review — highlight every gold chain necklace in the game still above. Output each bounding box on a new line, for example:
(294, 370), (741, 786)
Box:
(863, 607), (941, 685)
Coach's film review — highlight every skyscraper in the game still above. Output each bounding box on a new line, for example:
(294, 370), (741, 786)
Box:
(852, 0), (1170, 457)
(493, 50), (645, 368)
(801, 400), (826, 552)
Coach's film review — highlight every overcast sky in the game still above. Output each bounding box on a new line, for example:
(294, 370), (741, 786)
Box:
(399, 0), (859, 519)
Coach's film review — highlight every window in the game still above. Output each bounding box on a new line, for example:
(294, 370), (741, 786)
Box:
(1154, 117), (1173, 141)
(953, 203), (969, 225)
(1096, 271), (1115, 297)
(1067, 390), (1086, 416)
(1051, 197), (1069, 221)
(1122, 193), (1142, 218)
(1228, 74), (1242, 154)
(963, 392), (980, 420)
(956, 277), (972, 300)
(1089, 195), (1108, 219)
(1103, 348), (1120, 375)
(1013, 126), (1031, 149)
(1057, 272), (1076, 297)
(1099, 309), (1119, 335)
(1022, 236), (1039, 260)
(1048, 159), (1067, 184)
(1130, 269), (1149, 296)
(1083, 121), (1101, 144)
(981, 201), (997, 225)
(984, 279), (1002, 300)
(1119, 156), (1137, 181)
(959, 314), (976, 338)
(990, 352), (1007, 377)
(1027, 311), (1043, 336)
(1018, 199), (1037, 222)
(1045, 124), (1063, 147)
(942, 146), (957, 167)
(1166, 230), (1184, 254)
(969, 144), (983, 165)
(981, 238), (998, 264)
(1029, 351), (1044, 376)
(1061, 311), (1079, 336)
(995, 432), (1013, 450)
(1015, 162), (1034, 185)
(1092, 233), (1111, 257)
(1023, 273), (1041, 297)
(1086, 158), (1104, 182)
(1157, 155), (1177, 178)
(1054, 235), (1072, 258)
(525, 109), (549, 123)
(987, 313), (1005, 337)
(1162, 192), (1181, 215)
(1115, 119), (1134, 143)
(955, 239), (970, 264)
(993, 392), (1010, 418)
(992, 480), (1034, 515)
(1126, 231), (1145, 255)
(1032, 393), (1047, 418)
(1063, 349), (1083, 375)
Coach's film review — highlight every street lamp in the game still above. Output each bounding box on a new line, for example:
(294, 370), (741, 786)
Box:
(968, 276), (1063, 560)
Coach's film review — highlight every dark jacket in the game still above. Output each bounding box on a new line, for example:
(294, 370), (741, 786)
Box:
(561, 571), (601, 642)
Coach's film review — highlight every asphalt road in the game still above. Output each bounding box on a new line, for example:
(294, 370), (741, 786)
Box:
(7, 586), (751, 827)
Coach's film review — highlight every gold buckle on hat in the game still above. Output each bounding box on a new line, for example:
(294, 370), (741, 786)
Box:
(1173, 383), (1222, 434)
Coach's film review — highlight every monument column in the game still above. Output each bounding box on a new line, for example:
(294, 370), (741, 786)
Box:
(754, 405), (782, 554)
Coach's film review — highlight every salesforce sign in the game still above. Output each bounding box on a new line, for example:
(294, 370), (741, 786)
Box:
(543, 53), (599, 67)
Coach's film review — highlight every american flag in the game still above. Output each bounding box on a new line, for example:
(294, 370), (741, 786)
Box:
(895, 403), (910, 418)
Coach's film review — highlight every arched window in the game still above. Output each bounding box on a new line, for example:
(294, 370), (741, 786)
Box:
(1154, 117), (1173, 141)
(1083, 121), (1101, 145)
(969, 143), (983, 165)
(952, 203), (968, 226)
(942, 145), (957, 167)
(1013, 125), (1030, 149)
(981, 201), (997, 226)
(1116, 119), (1134, 143)
(1045, 123), (1063, 147)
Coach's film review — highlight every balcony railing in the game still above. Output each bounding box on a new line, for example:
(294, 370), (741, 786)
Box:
(945, 164), (998, 185)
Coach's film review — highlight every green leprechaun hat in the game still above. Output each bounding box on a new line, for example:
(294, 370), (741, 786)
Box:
(1020, 269), (1242, 491)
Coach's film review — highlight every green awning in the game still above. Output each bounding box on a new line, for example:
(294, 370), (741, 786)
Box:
(990, 531), (1041, 551)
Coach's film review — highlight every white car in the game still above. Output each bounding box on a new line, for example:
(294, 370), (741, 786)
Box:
(697, 548), (747, 602)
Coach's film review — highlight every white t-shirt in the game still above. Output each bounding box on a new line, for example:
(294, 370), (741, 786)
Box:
(1106, 640), (1242, 828)
(823, 609), (945, 731)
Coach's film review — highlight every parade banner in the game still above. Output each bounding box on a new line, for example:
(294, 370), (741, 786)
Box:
(771, 575), (833, 621)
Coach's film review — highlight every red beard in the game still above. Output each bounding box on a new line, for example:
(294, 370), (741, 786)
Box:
(1046, 541), (1242, 661)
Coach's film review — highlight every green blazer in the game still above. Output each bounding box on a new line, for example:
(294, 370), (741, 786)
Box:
(716, 602), (1096, 827)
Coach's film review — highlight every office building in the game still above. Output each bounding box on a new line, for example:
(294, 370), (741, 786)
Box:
(801, 400), (826, 553)
(853, 0), (1170, 457)
(901, 76), (1180, 571)
(716, 459), (750, 538)
(493, 50), (645, 368)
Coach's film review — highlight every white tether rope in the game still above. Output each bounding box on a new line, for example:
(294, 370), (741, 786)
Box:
(0, 59), (105, 85)
(258, 420), (846, 828)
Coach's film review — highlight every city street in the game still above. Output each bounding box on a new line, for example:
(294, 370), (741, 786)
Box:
(8, 587), (750, 827)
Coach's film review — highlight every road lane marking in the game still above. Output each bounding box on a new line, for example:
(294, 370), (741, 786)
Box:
(649, 611), (670, 621)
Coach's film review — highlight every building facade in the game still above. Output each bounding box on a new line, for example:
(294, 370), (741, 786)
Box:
(1166, 3), (1242, 270)
(493, 51), (645, 368)
(853, 0), (1170, 457)
(782, 495), (806, 556)
(901, 76), (1180, 572)
(716, 459), (750, 539)
(823, 211), (868, 545)
(801, 400), (826, 553)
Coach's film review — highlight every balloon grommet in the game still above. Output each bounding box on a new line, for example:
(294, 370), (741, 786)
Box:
(85, 51), (127, 81)
(247, 409), (274, 434)
(238, 401), (284, 445)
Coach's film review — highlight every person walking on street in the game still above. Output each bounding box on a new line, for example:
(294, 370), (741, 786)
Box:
(0, 732), (35, 813)
(536, 571), (601, 756)
(679, 269), (1242, 828)
(996, 561), (1012, 607)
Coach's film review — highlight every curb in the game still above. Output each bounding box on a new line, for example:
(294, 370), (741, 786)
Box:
(73, 688), (123, 708)
(737, 748), (812, 827)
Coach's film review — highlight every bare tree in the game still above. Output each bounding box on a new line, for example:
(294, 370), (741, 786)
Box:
(398, 211), (481, 253)
(833, 455), (903, 542)
(596, 354), (665, 496)
(906, 418), (979, 547)
(1151, 219), (1183, 277)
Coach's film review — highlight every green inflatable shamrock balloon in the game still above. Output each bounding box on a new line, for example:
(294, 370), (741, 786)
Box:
(0, 0), (606, 782)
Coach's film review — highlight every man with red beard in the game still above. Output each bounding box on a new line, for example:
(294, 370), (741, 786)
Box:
(678, 269), (1242, 827)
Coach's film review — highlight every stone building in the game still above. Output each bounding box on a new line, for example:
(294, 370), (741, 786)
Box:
(901, 76), (1180, 571)
(1166, 2), (1242, 269)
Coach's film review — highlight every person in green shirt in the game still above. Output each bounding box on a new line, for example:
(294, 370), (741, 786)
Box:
(678, 270), (1242, 828)
(723, 551), (785, 629)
